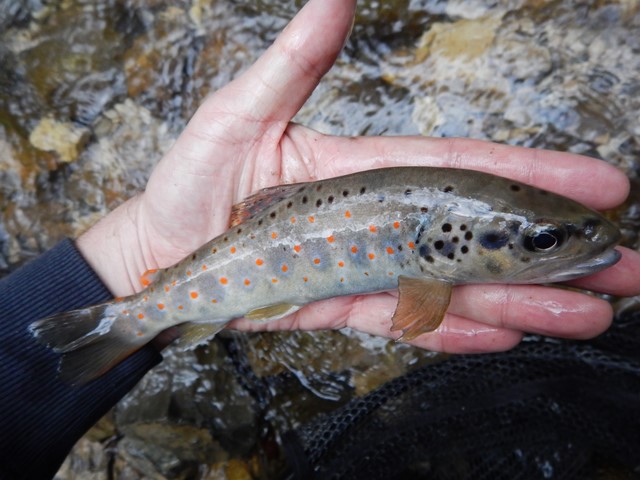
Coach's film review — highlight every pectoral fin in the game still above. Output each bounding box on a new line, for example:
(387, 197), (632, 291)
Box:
(245, 303), (301, 321)
(390, 276), (453, 341)
(175, 321), (228, 349)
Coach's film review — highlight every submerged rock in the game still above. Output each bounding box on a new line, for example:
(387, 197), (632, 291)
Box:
(29, 116), (90, 163)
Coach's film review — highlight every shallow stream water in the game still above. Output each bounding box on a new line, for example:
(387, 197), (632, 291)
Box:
(1, 0), (639, 478)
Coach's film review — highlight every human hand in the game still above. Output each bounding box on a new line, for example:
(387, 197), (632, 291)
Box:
(77, 0), (640, 353)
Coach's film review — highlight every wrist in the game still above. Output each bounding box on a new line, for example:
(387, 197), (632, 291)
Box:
(76, 195), (149, 298)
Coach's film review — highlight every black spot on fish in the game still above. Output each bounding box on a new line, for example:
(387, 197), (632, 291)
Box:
(521, 256), (531, 263)
(510, 184), (521, 192)
(270, 212), (276, 219)
(237, 228), (242, 234)
(328, 195), (334, 204)
(444, 185), (454, 192)
(377, 195), (385, 203)
(258, 219), (263, 226)
(461, 245), (469, 254)
(421, 207), (429, 213)
(316, 184), (323, 192)
(452, 236), (459, 243)
(434, 240), (444, 250)
(447, 253), (455, 260)
(302, 196), (308, 204)
(191, 254), (197, 260)
(316, 199), (323, 207)
(298, 186), (305, 192)
(419, 244), (431, 260)
(457, 259), (462, 263)
(465, 231), (473, 241)
(223, 236), (229, 242)
(397, 245), (403, 251)
(508, 243), (514, 250)
(212, 248), (217, 254)
(415, 226), (426, 244)
(360, 187), (366, 194)
(287, 201), (293, 208)
(479, 231), (509, 250)
(460, 224), (467, 231)
(426, 255), (435, 263)
(442, 223), (452, 232)
(343, 190), (349, 197)
(405, 189), (412, 196)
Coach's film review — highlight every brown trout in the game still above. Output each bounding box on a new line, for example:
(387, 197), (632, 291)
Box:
(31, 167), (621, 384)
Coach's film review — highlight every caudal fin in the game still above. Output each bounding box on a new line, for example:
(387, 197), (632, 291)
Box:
(29, 304), (148, 385)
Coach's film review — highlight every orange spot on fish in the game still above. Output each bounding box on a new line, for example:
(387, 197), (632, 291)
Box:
(211, 299), (217, 304)
(294, 245), (301, 253)
(172, 281), (177, 286)
(143, 295), (149, 302)
(272, 278), (278, 283)
(190, 291), (199, 299)
(157, 303), (165, 310)
(137, 313), (145, 320)
(338, 261), (345, 267)
(308, 216), (315, 223)
(408, 242), (416, 250)
(369, 225), (377, 233)
(178, 305), (184, 310)
(291, 216), (296, 224)
(211, 247), (218, 254)
(115, 297), (124, 303)
(393, 221), (400, 229)
(137, 331), (144, 337)
(281, 264), (289, 273)
(327, 235), (335, 243)
(313, 258), (321, 265)
(345, 210), (351, 218)
(244, 279), (251, 286)
(388, 272), (394, 276)
(186, 270), (192, 276)
(386, 246), (395, 255)
(230, 247), (236, 254)
(164, 286), (170, 293)
(368, 253), (376, 260)
(351, 245), (358, 254)
(271, 232), (278, 239)
(122, 309), (129, 315)
(141, 278), (151, 287)
(256, 258), (264, 266)
(202, 265), (207, 271)
(220, 277), (228, 285)
(303, 277), (309, 282)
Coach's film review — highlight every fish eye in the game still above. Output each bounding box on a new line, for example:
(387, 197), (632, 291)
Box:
(524, 226), (565, 253)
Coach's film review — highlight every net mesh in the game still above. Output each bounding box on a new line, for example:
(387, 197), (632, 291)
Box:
(280, 314), (640, 480)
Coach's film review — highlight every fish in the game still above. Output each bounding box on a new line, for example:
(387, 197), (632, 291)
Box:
(30, 166), (622, 385)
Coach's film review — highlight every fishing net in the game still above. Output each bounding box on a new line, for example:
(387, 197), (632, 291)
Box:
(277, 311), (640, 480)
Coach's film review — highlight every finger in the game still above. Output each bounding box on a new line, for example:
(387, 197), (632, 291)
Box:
(230, 293), (524, 354)
(449, 284), (613, 339)
(310, 134), (629, 210)
(567, 246), (640, 297)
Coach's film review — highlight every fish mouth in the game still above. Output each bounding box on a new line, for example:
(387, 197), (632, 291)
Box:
(546, 248), (621, 282)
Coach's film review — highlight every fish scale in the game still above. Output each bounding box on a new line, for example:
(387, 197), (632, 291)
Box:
(30, 167), (621, 384)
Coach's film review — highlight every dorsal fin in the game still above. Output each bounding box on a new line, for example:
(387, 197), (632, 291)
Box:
(229, 182), (307, 227)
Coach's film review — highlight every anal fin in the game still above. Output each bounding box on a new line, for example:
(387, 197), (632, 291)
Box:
(175, 321), (228, 349)
(390, 276), (453, 341)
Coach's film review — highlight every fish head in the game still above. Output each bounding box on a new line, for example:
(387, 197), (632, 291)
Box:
(503, 211), (621, 283)
(418, 190), (621, 285)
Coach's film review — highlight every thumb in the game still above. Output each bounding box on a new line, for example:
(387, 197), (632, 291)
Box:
(197, 0), (356, 135)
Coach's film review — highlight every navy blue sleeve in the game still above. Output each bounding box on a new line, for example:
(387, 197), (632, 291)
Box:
(0, 239), (162, 480)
